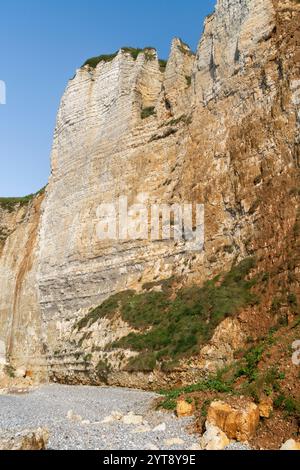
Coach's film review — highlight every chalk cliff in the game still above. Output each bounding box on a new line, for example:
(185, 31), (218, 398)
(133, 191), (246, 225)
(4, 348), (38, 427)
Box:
(0, 0), (299, 389)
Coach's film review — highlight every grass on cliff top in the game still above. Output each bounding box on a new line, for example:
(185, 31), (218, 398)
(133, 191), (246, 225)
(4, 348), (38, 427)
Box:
(82, 47), (158, 69)
(0, 186), (46, 213)
(77, 258), (259, 371)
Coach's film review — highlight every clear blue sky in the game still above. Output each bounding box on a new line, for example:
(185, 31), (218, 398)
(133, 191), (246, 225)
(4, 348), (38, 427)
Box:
(0, 0), (216, 197)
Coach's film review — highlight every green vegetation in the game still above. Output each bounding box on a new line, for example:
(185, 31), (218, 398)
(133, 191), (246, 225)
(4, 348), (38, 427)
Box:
(0, 186), (46, 213)
(141, 106), (156, 119)
(160, 114), (192, 128)
(294, 208), (300, 237)
(155, 293), (300, 420)
(159, 373), (234, 410)
(77, 258), (258, 372)
(125, 352), (157, 372)
(149, 128), (177, 142)
(235, 344), (265, 383)
(77, 290), (135, 331)
(4, 364), (16, 378)
(115, 258), (258, 371)
(176, 40), (194, 57)
(121, 47), (156, 61)
(82, 47), (157, 69)
(158, 321), (300, 418)
(201, 399), (212, 417)
(160, 398), (177, 410)
(239, 365), (283, 403)
(159, 360), (300, 419)
(84, 353), (92, 363)
(274, 394), (300, 417)
(96, 359), (111, 383)
(83, 53), (118, 68)
(159, 60), (167, 73)
(287, 293), (297, 308)
(186, 75), (192, 87)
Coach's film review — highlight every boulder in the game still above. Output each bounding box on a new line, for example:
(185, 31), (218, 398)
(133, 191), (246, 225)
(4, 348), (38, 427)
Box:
(102, 415), (115, 424)
(200, 423), (230, 450)
(207, 399), (260, 442)
(67, 409), (83, 422)
(0, 428), (49, 450)
(164, 438), (185, 446)
(258, 397), (273, 418)
(176, 400), (194, 418)
(280, 439), (300, 451)
(122, 412), (143, 426)
(152, 423), (166, 432)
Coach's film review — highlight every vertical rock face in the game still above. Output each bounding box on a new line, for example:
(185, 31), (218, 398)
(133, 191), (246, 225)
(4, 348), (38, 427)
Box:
(37, 45), (198, 360)
(0, 0), (299, 384)
(194, 0), (276, 104)
(0, 196), (45, 377)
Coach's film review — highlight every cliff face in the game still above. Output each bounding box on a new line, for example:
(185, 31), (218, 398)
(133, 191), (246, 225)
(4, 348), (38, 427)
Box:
(0, 196), (45, 377)
(0, 0), (299, 387)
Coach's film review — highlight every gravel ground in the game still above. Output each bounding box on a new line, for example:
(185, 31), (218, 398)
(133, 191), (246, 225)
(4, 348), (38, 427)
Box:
(0, 384), (200, 450)
(225, 442), (252, 451)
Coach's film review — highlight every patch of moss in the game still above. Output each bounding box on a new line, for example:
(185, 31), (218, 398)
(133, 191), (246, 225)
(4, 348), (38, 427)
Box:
(141, 106), (156, 119)
(185, 75), (192, 87)
(159, 59), (167, 73)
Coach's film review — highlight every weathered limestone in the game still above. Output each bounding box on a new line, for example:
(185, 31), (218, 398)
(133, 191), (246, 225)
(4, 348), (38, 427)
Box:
(198, 318), (246, 373)
(207, 400), (260, 442)
(0, 196), (46, 381)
